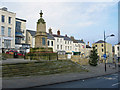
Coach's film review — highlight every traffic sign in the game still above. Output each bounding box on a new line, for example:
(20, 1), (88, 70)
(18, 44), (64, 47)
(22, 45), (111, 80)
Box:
(103, 54), (106, 58)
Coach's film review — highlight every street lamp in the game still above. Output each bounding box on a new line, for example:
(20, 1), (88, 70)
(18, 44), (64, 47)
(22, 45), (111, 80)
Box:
(2, 41), (4, 53)
(104, 31), (115, 72)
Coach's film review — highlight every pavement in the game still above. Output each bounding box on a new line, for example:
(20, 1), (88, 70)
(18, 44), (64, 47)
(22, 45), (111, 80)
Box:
(2, 59), (119, 89)
(1, 58), (59, 65)
(1, 59), (37, 65)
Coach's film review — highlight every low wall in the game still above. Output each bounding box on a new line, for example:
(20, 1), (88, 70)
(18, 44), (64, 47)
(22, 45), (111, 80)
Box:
(71, 55), (89, 65)
(30, 47), (53, 52)
(58, 55), (67, 60)
(26, 53), (57, 60)
(26, 54), (69, 60)
(25, 47), (58, 60)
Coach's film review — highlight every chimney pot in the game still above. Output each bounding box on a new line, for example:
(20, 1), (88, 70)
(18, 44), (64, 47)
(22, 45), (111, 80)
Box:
(49, 28), (52, 34)
(70, 36), (74, 41)
(57, 30), (60, 35)
(88, 41), (89, 46)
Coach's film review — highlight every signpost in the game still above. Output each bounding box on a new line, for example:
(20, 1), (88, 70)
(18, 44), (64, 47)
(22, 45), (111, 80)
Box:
(104, 31), (115, 72)
(103, 54), (106, 59)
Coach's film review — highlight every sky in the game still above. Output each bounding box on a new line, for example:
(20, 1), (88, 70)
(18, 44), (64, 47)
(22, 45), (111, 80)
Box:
(0, 0), (118, 46)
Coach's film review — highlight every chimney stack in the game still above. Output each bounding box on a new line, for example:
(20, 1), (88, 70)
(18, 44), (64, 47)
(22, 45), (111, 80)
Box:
(81, 39), (83, 42)
(49, 28), (52, 34)
(70, 36), (74, 41)
(65, 34), (67, 37)
(57, 30), (60, 35)
(2, 7), (7, 11)
(87, 41), (89, 46)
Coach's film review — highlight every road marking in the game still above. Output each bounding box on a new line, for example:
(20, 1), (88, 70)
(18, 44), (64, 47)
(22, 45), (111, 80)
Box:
(104, 77), (117, 80)
(97, 77), (102, 79)
(112, 83), (119, 86)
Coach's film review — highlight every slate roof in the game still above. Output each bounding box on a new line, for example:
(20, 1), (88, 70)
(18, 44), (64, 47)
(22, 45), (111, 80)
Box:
(64, 36), (72, 41)
(26, 30), (84, 43)
(118, 42), (120, 45)
(27, 30), (36, 37)
(46, 33), (55, 40)
(76, 40), (85, 43)
(72, 40), (85, 44)
(16, 18), (27, 22)
(52, 34), (64, 38)
(52, 34), (72, 41)
(95, 40), (106, 43)
(26, 30), (54, 40)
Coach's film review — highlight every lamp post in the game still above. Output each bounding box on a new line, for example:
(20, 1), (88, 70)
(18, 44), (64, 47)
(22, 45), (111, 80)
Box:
(2, 41), (4, 53)
(104, 31), (115, 72)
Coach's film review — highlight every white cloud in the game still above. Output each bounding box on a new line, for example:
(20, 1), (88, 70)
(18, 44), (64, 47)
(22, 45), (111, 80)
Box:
(12, 2), (75, 31)
(77, 21), (94, 27)
(8, 2), (115, 33)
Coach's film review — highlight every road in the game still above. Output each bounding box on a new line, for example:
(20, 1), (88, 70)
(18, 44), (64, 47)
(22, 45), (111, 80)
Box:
(28, 73), (120, 89)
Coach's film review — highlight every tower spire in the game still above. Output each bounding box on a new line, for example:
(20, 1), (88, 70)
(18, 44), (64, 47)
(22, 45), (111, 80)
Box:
(40, 10), (43, 18)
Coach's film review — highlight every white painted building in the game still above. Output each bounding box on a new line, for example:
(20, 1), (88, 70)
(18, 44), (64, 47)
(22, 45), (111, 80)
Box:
(70, 36), (86, 56)
(51, 30), (73, 53)
(46, 29), (55, 51)
(26, 28), (86, 56)
(0, 7), (16, 52)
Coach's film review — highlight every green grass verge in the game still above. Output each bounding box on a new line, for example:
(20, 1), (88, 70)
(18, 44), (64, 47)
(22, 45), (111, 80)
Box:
(2, 60), (89, 77)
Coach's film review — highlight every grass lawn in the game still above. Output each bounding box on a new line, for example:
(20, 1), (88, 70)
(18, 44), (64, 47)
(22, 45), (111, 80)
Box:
(2, 60), (89, 77)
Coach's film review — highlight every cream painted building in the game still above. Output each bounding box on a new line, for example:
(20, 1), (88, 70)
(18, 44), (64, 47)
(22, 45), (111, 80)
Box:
(92, 40), (112, 61)
(26, 30), (35, 48)
(0, 7), (16, 52)
(85, 42), (92, 57)
(114, 42), (120, 58)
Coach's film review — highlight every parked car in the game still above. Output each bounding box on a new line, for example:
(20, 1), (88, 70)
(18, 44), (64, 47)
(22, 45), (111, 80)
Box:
(6, 50), (18, 55)
(17, 53), (25, 56)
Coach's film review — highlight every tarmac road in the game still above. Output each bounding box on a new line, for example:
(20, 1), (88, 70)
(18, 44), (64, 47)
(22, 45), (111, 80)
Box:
(33, 73), (120, 88)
